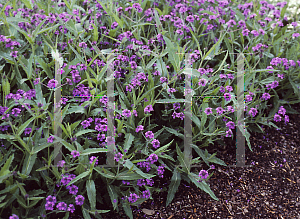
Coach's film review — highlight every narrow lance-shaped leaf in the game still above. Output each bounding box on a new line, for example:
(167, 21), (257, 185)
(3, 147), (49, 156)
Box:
(86, 180), (96, 210)
(66, 171), (90, 187)
(107, 184), (118, 210)
(166, 167), (181, 207)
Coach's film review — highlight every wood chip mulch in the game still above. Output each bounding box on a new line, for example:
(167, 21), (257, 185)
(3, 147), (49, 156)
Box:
(101, 101), (300, 219)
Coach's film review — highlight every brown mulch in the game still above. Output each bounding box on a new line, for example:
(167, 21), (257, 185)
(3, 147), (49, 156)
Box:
(101, 101), (300, 219)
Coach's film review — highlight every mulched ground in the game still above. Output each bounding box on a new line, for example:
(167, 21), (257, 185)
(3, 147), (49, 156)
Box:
(101, 101), (300, 219)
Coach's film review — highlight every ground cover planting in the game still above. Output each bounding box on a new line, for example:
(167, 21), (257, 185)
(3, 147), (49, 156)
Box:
(0, 0), (299, 218)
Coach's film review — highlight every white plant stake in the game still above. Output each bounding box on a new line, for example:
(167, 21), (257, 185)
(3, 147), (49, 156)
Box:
(51, 49), (64, 67)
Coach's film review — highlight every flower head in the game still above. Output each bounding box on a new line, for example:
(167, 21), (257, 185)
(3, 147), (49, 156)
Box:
(75, 195), (85, 206)
(199, 170), (209, 180)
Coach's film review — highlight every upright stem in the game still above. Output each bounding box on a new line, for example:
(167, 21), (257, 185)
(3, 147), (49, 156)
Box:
(53, 59), (62, 167)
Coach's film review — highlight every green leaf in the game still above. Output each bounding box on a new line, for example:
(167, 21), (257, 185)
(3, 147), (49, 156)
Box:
(16, 181), (27, 197)
(8, 22), (33, 45)
(17, 116), (36, 137)
(124, 133), (135, 153)
(62, 0), (71, 9)
(65, 105), (86, 115)
(0, 154), (14, 177)
(123, 160), (155, 179)
(188, 172), (219, 201)
(51, 135), (76, 152)
(153, 139), (174, 154)
(32, 18), (47, 41)
(107, 184), (118, 210)
(163, 126), (184, 139)
(68, 44), (85, 63)
(202, 32), (225, 61)
(36, 57), (52, 79)
(166, 167), (181, 207)
(190, 145), (209, 166)
(122, 202), (133, 219)
(191, 113), (201, 130)
(86, 180), (96, 210)
(198, 10), (218, 16)
(21, 0), (33, 9)
(80, 148), (107, 156)
(74, 129), (97, 138)
(153, 9), (163, 34)
(162, 35), (180, 72)
(200, 103), (208, 132)
(146, 56), (158, 70)
(66, 171), (90, 187)
(154, 98), (188, 104)
(82, 208), (92, 219)
(94, 167), (116, 179)
(115, 171), (149, 180)
(21, 153), (37, 175)
(176, 143), (189, 173)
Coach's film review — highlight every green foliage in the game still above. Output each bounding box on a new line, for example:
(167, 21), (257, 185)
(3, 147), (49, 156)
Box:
(0, 0), (299, 218)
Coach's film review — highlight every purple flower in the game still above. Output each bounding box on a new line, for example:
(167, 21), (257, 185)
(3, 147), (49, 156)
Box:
(274, 113), (281, 122)
(144, 105), (154, 114)
(10, 51), (18, 58)
(46, 195), (57, 205)
(242, 29), (250, 36)
(226, 129), (233, 137)
(224, 93), (231, 101)
(142, 190), (151, 199)
(45, 202), (54, 211)
(79, 42), (87, 49)
(68, 185), (78, 195)
(34, 78), (40, 85)
(157, 165), (165, 178)
(9, 214), (19, 219)
(226, 121), (235, 130)
(57, 160), (65, 168)
(137, 179), (146, 187)
(114, 152), (123, 162)
(216, 107), (224, 115)
(90, 156), (98, 166)
(284, 115), (289, 124)
(160, 77), (167, 83)
(186, 15), (194, 22)
(168, 88), (177, 93)
(67, 204), (75, 213)
(146, 178), (154, 186)
(248, 108), (258, 117)
(47, 136), (55, 143)
(151, 139), (160, 149)
(71, 150), (80, 158)
(56, 202), (67, 211)
(47, 79), (58, 89)
(111, 21), (118, 29)
(173, 103), (180, 110)
(147, 153), (158, 164)
(11, 108), (21, 116)
(136, 125), (144, 133)
(199, 170), (209, 180)
(278, 106), (286, 115)
(227, 106), (235, 113)
(122, 109), (131, 118)
(145, 131), (154, 139)
(204, 107), (213, 115)
(198, 78), (207, 86)
(75, 195), (85, 206)
(261, 93), (271, 100)
(127, 193), (139, 203)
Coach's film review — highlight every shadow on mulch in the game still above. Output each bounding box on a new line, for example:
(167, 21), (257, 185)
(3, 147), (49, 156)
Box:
(101, 101), (300, 219)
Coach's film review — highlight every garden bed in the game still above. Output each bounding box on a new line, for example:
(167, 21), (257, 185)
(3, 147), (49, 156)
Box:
(101, 101), (300, 218)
